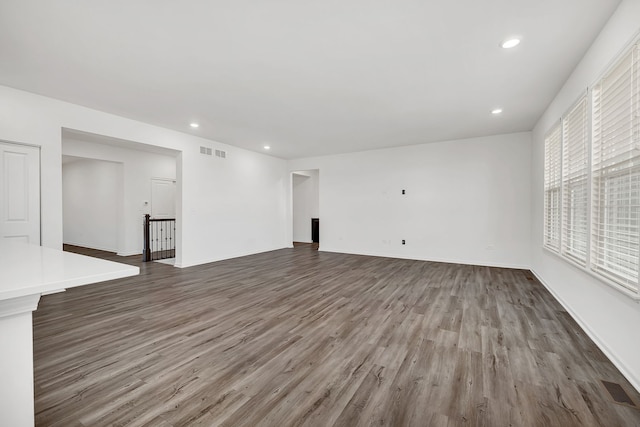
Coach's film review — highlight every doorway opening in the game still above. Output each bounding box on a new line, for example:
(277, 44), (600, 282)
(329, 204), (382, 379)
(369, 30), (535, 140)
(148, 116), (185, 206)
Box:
(61, 128), (181, 266)
(143, 178), (177, 263)
(292, 169), (319, 250)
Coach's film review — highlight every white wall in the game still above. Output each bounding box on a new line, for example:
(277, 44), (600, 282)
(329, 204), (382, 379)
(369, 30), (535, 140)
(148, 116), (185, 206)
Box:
(0, 85), (289, 267)
(62, 138), (177, 255)
(531, 0), (640, 391)
(63, 158), (121, 252)
(292, 170), (319, 243)
(289, 132), (532, 269)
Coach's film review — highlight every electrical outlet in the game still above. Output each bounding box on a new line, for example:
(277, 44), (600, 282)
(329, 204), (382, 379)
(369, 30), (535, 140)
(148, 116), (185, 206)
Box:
(402, 239), (406, 245)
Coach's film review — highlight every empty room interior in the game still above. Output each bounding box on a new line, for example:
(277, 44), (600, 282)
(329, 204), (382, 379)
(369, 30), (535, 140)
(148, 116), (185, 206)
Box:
(1, 0), (640, 426)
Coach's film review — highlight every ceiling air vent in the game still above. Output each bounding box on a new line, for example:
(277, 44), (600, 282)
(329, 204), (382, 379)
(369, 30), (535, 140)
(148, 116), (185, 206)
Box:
(215, 149), (226, 158)
(200, 146), (212, 156)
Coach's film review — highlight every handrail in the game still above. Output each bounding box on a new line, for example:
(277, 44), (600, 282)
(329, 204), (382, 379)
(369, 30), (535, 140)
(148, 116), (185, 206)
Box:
(143, 214), (176, 262)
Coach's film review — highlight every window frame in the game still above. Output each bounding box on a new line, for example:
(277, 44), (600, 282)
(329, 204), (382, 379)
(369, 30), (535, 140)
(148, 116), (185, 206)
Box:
(561, 95), (590, 266)
(543, 121), (562, 253)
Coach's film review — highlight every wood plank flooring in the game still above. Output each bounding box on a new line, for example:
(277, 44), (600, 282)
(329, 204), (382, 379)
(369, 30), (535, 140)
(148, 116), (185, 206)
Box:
(33, 245), (640, 426)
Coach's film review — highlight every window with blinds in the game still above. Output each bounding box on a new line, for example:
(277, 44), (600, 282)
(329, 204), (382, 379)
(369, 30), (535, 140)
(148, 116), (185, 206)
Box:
(561, 97), (589, 265)
(543, 38), (640, 297)
(591, 42), (640, 292)
(544, 123), (562, 252)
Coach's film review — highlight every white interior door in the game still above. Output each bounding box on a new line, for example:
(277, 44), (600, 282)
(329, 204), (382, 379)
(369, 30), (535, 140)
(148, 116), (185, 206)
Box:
(151, 178), (176, 219)
(0, 142), (40, 244)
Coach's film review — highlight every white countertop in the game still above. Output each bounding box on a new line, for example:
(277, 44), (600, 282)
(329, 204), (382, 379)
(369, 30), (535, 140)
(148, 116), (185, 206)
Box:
(0, 241), (140, 301)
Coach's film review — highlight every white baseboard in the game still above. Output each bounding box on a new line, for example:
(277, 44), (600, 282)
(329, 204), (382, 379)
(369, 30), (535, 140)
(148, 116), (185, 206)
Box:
(176, 245), (288, 269)
(318, 247), (530, 270)
(531, 269), (640, 393)
(117, 250), (141, 257)
(63, 241), (142, 257)
(41, 288), (66, 296)
(63, 241), (118, 253)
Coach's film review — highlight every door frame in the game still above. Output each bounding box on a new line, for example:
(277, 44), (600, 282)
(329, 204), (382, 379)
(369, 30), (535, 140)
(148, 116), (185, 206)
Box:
(290, 169), (320, 247)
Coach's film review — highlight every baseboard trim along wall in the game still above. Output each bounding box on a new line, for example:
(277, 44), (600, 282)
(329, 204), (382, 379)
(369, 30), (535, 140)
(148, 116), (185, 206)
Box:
(117, 250), (142, 257)
(176, 245), (289, 269)
(64, 241), (118, 254)
(531, 269), (640, 393)
(318, 247), (530, 271)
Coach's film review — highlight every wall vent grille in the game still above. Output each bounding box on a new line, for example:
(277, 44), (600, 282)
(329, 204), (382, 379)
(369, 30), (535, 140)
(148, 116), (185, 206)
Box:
(200, 146), (212, 156)
(215, 149), (226, 158)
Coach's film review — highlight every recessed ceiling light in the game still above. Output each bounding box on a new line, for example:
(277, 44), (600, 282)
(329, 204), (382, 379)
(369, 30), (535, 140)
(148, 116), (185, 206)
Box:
(190, 123), (199, 128)
(264, 145), (271, 150)
(501, 38), (520, 49)
(491, 108), (503, 115)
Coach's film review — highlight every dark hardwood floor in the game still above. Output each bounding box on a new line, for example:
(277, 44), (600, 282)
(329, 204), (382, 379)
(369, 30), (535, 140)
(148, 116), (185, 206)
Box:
(33, 245), (640, 426)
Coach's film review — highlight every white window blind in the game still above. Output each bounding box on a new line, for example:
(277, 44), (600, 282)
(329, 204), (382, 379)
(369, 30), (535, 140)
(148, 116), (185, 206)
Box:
(591, 42), (640, 292)
(544, 123), (562, 252)
(561, 97), (589, 265)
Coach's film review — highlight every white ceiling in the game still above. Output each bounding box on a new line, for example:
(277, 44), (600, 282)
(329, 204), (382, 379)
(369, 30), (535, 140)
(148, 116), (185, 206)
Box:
(0, 0), (620, 159)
